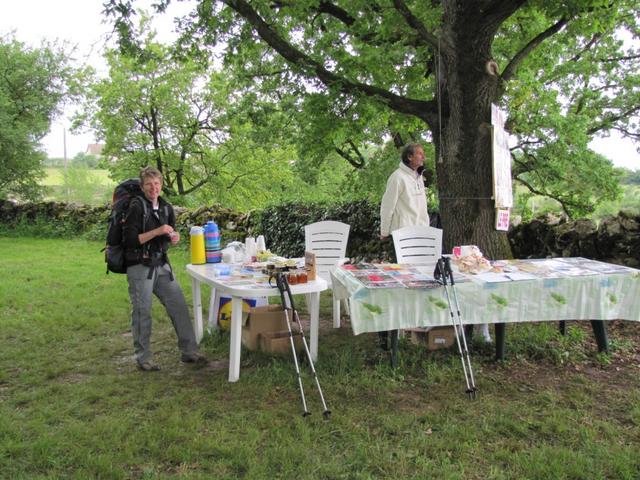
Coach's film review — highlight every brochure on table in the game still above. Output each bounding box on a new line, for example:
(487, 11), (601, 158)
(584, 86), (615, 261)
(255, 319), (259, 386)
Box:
(340, 258), (637, 289)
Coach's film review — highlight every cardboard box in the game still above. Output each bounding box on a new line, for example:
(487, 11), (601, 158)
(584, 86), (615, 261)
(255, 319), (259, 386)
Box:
(407, 326), (456, 350)
(258, 330), (303, 354)
(242, 305), (288, 350)
(217, 296), (268, 331)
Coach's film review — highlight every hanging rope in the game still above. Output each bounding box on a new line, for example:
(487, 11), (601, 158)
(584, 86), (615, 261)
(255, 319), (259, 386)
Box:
(437, 35), (443, 164)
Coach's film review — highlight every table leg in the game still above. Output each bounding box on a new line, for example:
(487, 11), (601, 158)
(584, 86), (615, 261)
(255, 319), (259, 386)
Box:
(191, 277), (203, 343)
(495, 323), (506, 361)
(228, 296), (243, 382)
(332, 291), (341, 328)
(207, 288), (220, 333)
(306, 292), (319, 362)
(590, 320), (609, 353)
(559, 320), (566, 335)
(390, 330), (398, 369)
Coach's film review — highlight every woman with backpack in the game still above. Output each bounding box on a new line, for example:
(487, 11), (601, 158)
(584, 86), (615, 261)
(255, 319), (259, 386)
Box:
(123, 166), (206, 371)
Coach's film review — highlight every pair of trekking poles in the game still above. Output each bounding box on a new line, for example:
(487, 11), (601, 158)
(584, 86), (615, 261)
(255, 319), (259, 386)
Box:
(434, 256), (478, 399)
(269, 269), (331, 418)
(266, 257), (475, 412)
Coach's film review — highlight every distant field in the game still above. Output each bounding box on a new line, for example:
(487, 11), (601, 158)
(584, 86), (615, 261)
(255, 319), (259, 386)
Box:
(515, 184), (640, 221)
(42, 167), (112, 186)
(41, 167), (115, 205)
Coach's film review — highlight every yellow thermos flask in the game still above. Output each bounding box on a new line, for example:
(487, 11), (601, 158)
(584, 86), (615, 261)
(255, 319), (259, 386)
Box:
(190, 226), (206, 264)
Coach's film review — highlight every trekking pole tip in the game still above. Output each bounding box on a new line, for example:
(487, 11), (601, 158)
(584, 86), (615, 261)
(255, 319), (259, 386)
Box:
(323, 410), (331, 419)
(302, 411), (311, 417)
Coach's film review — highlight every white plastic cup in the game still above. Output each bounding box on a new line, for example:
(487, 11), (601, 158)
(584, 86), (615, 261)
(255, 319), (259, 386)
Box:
(245, 237), (256, 261)
(256, 235), (266, 252)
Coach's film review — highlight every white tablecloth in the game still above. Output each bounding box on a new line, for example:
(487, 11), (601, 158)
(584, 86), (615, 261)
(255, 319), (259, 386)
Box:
(331, 258), (640, 335)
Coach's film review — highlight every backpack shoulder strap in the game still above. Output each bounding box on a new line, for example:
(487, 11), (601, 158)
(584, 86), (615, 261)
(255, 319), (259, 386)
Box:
(130, 196), (150, 232)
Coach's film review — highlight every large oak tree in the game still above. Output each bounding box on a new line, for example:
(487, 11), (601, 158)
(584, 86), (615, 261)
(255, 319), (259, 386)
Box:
(106, 0), (639, 258)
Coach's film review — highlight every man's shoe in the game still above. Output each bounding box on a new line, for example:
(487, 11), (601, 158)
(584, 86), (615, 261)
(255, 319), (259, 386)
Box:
(137, 361), (160, 371)
(181, 352), (207, 364)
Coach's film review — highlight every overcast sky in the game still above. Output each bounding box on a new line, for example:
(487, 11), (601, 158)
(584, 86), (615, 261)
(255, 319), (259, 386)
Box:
(1, 0), (638, 170)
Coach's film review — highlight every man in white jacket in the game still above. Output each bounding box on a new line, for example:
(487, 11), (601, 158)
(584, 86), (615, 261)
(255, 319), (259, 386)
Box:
(380, 143), (429, 239)
(377, 143), (430, 351)
(380, 144), (492, 344)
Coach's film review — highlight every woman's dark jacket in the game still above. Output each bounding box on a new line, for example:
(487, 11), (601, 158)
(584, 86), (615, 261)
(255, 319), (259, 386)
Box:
(123, 195), (176, 267)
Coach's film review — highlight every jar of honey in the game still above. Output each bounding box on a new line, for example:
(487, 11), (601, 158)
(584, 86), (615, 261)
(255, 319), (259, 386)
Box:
(297, 270), (308, 284)
(287, 270), (298, 285)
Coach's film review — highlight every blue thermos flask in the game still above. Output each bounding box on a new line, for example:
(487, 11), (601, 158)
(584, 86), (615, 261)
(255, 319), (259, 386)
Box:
(204, 220), (222, 263)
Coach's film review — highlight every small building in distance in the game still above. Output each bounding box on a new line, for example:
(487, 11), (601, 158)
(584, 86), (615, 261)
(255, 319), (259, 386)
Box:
(85, 143), (105, 157)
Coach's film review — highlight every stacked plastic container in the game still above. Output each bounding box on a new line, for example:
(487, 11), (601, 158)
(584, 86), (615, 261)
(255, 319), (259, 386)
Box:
(204, 220), (222, 263)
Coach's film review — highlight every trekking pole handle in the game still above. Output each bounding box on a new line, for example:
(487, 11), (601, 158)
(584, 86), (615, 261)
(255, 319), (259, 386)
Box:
(444, 256), (455, 286)
(270, 272), (289, 310)
(283, 274), (297, 312)
(437, 257), (448, 286)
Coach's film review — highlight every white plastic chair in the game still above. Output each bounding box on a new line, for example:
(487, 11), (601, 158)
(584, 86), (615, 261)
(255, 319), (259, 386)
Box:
(304, 220), (350, 328)
(391, 225), (443, 266)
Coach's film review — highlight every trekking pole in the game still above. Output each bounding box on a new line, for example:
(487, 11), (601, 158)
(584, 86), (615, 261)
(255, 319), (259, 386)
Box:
(273, 271), (310, 416)
(444, 257), (477, 399)
(435, 258), (476, 399)
(280, 273), (331, 419)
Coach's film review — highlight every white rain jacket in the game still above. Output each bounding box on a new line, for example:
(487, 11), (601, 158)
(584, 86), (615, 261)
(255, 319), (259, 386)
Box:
(380, 162), (429, 237)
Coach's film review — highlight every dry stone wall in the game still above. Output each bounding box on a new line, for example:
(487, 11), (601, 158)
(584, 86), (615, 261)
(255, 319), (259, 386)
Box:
(1, 200), (638, 267)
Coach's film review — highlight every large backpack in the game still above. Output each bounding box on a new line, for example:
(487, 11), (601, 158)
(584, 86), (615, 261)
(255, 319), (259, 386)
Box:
(103, 179), (148, 274)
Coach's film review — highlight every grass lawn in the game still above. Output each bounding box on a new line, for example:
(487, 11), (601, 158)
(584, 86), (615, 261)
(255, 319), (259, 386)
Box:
(1, 237), (639, 479)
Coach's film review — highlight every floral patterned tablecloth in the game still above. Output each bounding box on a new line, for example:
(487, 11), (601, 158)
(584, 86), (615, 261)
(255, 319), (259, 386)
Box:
(331, 258), (640, 335)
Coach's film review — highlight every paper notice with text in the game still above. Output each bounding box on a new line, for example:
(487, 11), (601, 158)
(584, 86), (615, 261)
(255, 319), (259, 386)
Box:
(491, 104), (513, 209)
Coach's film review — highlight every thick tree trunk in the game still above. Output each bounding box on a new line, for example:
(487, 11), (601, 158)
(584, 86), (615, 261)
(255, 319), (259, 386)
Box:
(433, 4), (513, 260)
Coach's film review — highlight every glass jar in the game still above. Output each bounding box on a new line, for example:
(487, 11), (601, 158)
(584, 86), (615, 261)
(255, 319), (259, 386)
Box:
(297, 270), (308, 284)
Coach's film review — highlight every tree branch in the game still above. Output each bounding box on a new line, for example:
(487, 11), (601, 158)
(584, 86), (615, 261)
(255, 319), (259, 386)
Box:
(316, 0), (356, 26)
(334, 140), (366, 168)
(221, 0), (437, 121)
(515, 173), (583, 216)
(391, 0), (440, 50)
(570, 33), (602, 62)
(501, 17), (569, 84)
(611, 126), (640, 140)
(599, 53), (640, 63)
(182, 177), (209, 195)
(587, 105), (640, 135)
(226, 172), (251, 189)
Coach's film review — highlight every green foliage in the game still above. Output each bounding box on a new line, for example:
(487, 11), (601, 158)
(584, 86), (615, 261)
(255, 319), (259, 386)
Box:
(0, 35), (82, 201)
(180, 3), (635, 210)
(256, 200), (395, 261)
(77, 17), (316, 211)
(502, 2), (637, 217)
(101, 1), (639, 228)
